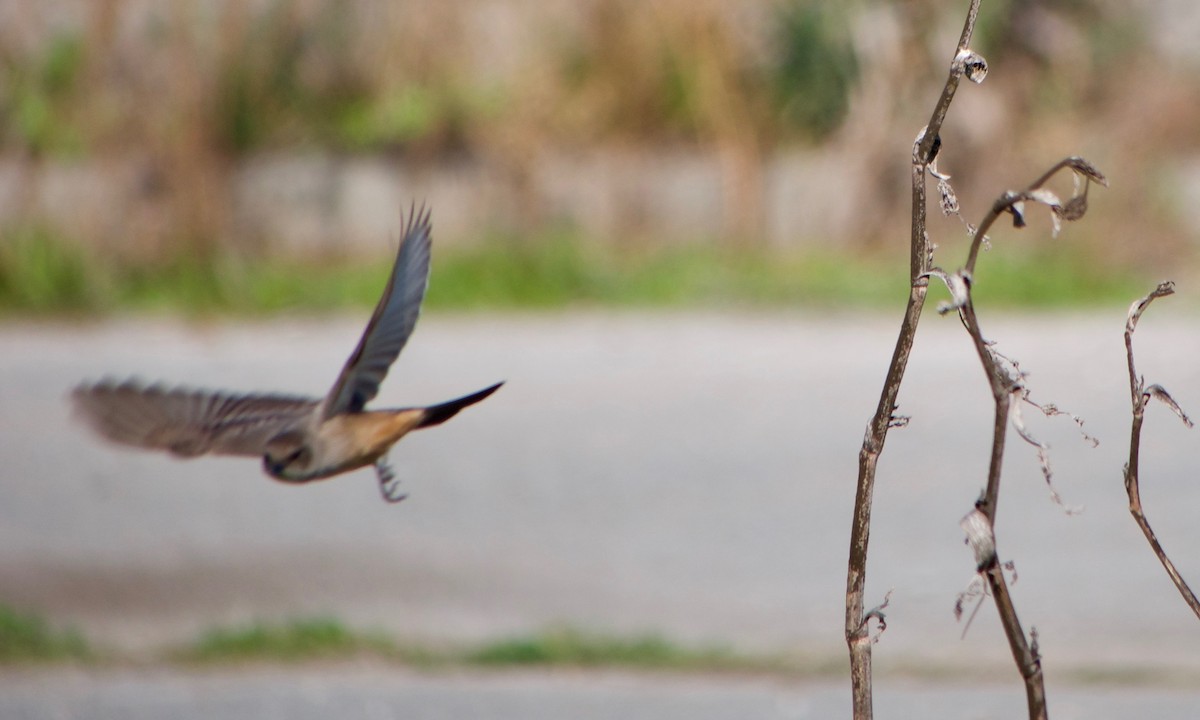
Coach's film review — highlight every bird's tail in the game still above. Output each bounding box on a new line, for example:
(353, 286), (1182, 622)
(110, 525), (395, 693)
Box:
(417, 381), (504, 429)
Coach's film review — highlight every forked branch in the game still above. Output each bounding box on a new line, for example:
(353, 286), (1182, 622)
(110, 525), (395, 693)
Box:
(1122, 281), (1200, 619)
(928, 157), (1107, 720)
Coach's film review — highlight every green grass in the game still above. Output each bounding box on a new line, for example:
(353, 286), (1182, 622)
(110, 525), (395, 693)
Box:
(0, 224), (108, 313)
(426, 236), (913, 310)
(465, 627), (755, 672)
(0, 607), (799, 675)
(0, 224), (1161, 317)
(177, 617), (429, 665)
(965, 244), (1151, 309)
(0, 605), (91, 663)
(173, 618), (776, 674)
(3, 607), (1197, 687)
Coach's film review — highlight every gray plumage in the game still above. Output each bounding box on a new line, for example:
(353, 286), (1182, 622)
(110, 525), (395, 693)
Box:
(71, 381), (318, 458)
(323, 205), (432, 419)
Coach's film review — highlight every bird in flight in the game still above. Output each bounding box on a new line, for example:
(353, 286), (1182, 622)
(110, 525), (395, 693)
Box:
(72, 205), (502, 503)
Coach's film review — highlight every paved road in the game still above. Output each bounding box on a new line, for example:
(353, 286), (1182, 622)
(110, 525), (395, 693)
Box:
(3, 666), (1200, 720)
(2, 311), (1200, 712)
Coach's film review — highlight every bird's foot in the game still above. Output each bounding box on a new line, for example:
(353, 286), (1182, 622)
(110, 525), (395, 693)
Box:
(376, 459), (407, 503)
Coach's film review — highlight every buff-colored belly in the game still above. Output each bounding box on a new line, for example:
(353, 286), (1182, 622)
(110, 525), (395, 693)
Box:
(314, 410), (425, 476)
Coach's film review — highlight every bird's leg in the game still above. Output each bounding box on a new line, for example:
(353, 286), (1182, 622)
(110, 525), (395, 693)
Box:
(375, 456), (407, 503)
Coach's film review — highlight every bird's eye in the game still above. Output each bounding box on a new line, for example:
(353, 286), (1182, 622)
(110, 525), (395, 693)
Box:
(285, 446), (310, 466)
(266, 446), (309, 473)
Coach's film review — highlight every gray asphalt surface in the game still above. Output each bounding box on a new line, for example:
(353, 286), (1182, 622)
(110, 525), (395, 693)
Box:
(3, 666), (1200, 720)
(3, 311), (1200, 716)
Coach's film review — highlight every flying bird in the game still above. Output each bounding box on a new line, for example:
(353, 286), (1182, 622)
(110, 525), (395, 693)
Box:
(72, 206), (502, 503)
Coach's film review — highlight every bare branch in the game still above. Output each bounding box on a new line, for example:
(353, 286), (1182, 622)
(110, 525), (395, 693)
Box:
(965, 156), (1107, 275)
(1126, 280), (1174, 336)
(984, 562), (1046, 719)
(915, 0), (985, 166)
(845, 3), (985, 718)
(1122, 282), (1200, 620)
(941, 156), (1109, 719)
(953, 158), (1107, 513)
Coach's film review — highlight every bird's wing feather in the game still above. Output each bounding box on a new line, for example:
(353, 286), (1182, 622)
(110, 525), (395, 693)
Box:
(72, 380), (319, 457)
(323, 205), (432, 418)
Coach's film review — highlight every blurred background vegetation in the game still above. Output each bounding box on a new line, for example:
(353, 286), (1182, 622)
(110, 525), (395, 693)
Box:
(0, 0), (1196, 314)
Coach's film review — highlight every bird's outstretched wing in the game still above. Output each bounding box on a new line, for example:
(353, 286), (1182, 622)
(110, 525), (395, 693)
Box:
(72, 379), (319, 457)
(323, 205), (432, 418)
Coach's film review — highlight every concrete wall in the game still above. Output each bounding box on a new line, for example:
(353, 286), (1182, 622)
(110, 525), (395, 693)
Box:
(1, 148), (863, 255)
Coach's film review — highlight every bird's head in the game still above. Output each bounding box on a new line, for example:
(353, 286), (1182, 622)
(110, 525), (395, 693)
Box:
(263, 432), (314, 482)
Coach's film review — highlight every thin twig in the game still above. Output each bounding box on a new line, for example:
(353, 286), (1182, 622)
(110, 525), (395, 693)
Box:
(845, 3), (983, 718)
(953, 304), (1049, 719)
(921, 160), (1108, 720)
(932, 157), (1106, 720)
(964, 157), (1107, 276)
(1122, 281), (1200, 619)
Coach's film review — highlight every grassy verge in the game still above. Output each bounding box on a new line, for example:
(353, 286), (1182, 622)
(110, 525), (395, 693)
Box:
(0, 224), (1160, 317)
(176, 617), (437, 666)
(0, 605), (91, 663)
(172, 619), (789, 675)
(462, 627), (766, 673)
(0, 608), (727, 673)
(4, 608), (1196, 687)
(0, 608), (804, 676)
